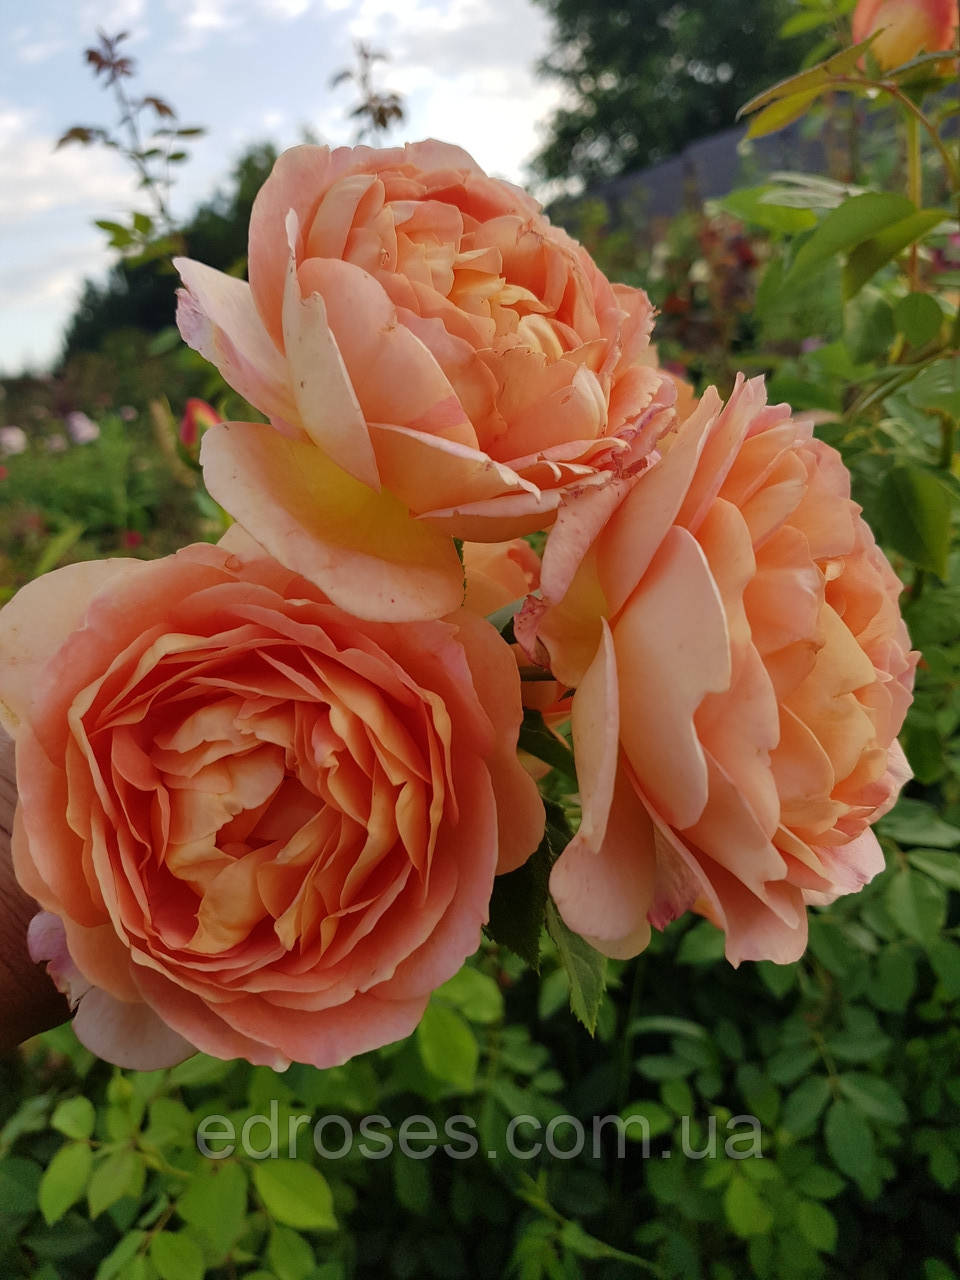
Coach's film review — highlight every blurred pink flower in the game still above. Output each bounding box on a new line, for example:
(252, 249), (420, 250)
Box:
(66, 411), (100, 445)
(0, 426), (27, 457)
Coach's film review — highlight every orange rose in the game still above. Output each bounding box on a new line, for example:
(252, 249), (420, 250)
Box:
(519, 376), (916, 963)
(175, 140), (668, 622)
(0, 534), (543, 1069)
(853, 0), (957, 68)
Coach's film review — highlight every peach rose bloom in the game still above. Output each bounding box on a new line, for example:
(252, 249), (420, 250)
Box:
(518, 376), (917, 964)
(174, 140), (667, 622)
(0, 535), (543, 1070)
(853, 0), (957, 68)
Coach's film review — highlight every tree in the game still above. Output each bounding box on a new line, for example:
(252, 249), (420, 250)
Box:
(61, 142), (278, 361)
(532, 0), (818, 184)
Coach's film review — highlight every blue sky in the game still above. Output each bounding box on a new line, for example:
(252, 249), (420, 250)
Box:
(1, 0), (561, 376)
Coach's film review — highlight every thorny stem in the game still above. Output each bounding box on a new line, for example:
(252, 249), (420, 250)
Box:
(834, 76), (960, 190)
(906, 111), (922, 290)
(109, 69), (173, 230)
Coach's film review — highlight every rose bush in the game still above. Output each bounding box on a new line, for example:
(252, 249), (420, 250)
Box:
(174, 140), (669, 621)
(519, 375), (917, 964)
(0, 532), (543, 1069)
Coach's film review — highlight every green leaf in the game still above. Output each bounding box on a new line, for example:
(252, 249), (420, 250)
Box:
(50, 1097), (95, 1141)
(803, 1166), (845, 1200)
(905, 356), (960, 419)
(782, 1077), (831, 1136)
(785, 193), (915, 287)
(837, 1073), (908, 1124)
(150, 1232), (205, 1280)
(757, 960), (797, 998)
(88, 1148), (144, 1218)
(738, 41), (872, 118)
(845, 294), (895, 364)
(824, 1099), (879, 1195)
(557, 1220), (650, 1267)
(869, 946), (917, 1011)
(720, 186), (817, 234)
(620, 1101), (673, 1139)
(724, 1176), (773, 1237)
(95, 1230), (148, 1280)
(885, 868), (947, 942)
(435, 965), (504, 1025)
(894, 293), (944, 347)
(517, 711), (576, 783)
(132, 211), (153, 235)
(676, 919), (726, 964)
(417, 1002), (479, 1091)
(844, 210), (948, 297)
(33, 522), (85, 578)
(485, 828), (553, 968)
(746, 88), (824, 139)
(795, 1199), (838, 1253)
(908, 849), (960, 890)
(175, 1161), (248, 1260)
(927, 939), (960, 998)
(878, 466), (951, 578)
(266, 1225), (316, 1280)
(39, 1141), (93, 1225)
(252, 1160), (337, 1232)
(545, 900), (607, 1033)
(880, 799), (960, 848)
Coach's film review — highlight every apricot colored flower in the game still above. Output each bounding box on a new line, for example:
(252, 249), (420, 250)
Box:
(0, 534), (543, 1070)
(519, 376), (917, 964)
(853, 0), (957, 68)
(174, 140), (666, 622)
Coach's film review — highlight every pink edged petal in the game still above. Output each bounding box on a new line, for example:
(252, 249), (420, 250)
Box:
(452, 610), (545, 873)
(248, 143), (368, 346)
(675, 374), (768, 533)
(806, 828), (886, 904)
(14, 729), (105, 926)
(709, 863), (808, 966)
(550, 764), (657, 959)
(72, 986), (196, 1070)
(217, 522), (270, 561)
(872, 738), (912, 820)
(613, 525), (731, 830)
(297, 257), (471, 437)
(387, 764), (499, 996)
(461, 539), (540, 618)
(200, 421), (464, 621)
(174, 258), (297, 423)
(220, 990), (428, 1070)
(404, 138), (488, 176)
(539, 473), (637, 607)
(0, 558), (144, 733)
(367, 423), (538, 517)
(570, 621), (619, 851)
(280, 212), (380, 489)
(27, 912), (92, 1007)
(593, 389), (721, 616)
(133, 966), (292, 1068)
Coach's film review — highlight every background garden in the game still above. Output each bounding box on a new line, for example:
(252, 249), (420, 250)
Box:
(1, 0), (959, 1276)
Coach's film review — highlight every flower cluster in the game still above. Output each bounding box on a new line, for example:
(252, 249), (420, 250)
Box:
(0, 141), (916, 1070)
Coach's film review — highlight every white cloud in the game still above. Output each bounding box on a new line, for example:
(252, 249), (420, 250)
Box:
(15, 39), (67, 65)
(0, 109), (138, 223)
(79, 0), (147, 31)
(0, 106), (141, 372)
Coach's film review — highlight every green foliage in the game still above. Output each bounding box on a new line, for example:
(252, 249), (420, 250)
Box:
(532, 0), (817, 182)
(4, 12), (960, 1280)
